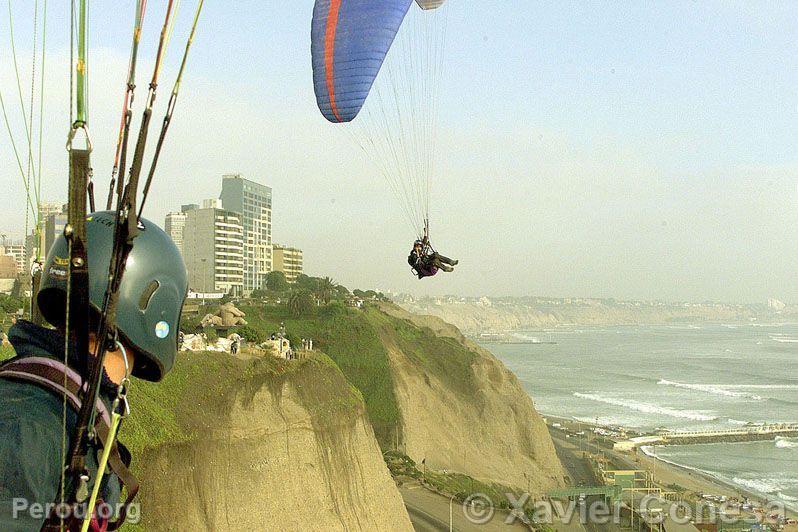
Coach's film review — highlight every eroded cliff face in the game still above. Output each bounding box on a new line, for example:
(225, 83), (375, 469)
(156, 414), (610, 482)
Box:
(134, 355), (412, 532)
(399, 299), (767, 334)
(376, 304), (565, 495)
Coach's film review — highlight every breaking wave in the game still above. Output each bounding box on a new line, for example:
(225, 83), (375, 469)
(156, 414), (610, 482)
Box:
(573, 392), (717, 421)
(731, 477), (798, 496)
(724, 384), (798, 389)
(775, 437), (798, 449)
(658, 380), (763, 400)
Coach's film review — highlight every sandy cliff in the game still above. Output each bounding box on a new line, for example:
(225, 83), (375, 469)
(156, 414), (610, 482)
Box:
(129, 353), (412, 531)
(399, 299), (774, 334)
(376, 303), (565, 494)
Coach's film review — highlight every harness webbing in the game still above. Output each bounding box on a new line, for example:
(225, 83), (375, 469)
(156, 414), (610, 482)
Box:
(64, 145), (93, 508)
(0, 358), (139, 532)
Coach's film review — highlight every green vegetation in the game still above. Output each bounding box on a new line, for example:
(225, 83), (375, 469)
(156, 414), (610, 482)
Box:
(122, 349), (356, 458)
(0, 294), (25, 314)
(237, 302), (400, 445)
(264, 270), (290, 292)
(0, 344), (14, 362)
(287, 289), (315, 317)
(385, 451), (539, 519)
(228, 301), (479, 448)
(368, 309), (479, 399)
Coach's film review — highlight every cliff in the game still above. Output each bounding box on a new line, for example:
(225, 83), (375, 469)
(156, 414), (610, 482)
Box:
(123, 351), (412, 531)
(118, 300), (566, 529)
(398, 297), (790, 334)
(375, 303), (565, 494)
(238, 302), (565, 494)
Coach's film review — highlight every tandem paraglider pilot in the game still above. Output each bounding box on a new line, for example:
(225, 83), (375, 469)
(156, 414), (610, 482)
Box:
(0, 212), (188, 531)
(408, 237), (458, 279)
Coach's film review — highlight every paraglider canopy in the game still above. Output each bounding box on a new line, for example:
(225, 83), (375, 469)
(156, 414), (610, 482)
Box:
(311, 0), (449, 240)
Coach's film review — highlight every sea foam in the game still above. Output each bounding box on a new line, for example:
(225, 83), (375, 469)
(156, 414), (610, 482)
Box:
(658, 380), (763, 400)
(775, 436), (798, 449)
(573, 392), (717, 421)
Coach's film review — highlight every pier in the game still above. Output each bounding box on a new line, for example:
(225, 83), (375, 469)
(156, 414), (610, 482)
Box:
(614, 423), (798, 451)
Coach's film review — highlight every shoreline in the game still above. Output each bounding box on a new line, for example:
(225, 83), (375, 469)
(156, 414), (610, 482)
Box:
(542, 414), (797, 517)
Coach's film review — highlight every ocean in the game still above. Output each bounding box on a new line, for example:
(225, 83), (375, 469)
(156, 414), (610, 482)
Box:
(483, 323), (798, 508)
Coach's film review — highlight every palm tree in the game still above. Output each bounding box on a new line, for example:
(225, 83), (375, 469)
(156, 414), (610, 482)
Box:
(316, 276), (338, 304)
(287, 290), (314, 317)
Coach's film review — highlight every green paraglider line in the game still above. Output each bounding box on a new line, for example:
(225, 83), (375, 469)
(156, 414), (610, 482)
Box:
(74, 0), (88, 127)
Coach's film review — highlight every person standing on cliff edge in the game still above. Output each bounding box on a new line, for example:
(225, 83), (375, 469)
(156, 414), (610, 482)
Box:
(0, 213), (188, 531)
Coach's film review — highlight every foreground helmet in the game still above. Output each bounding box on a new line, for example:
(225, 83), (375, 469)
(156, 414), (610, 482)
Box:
(414, 240), (423, 247)
(38, 211), (188, 381)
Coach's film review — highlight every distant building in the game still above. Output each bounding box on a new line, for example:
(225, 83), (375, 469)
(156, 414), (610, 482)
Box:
(164, 211), (188, 256)
(44, 213), (68, 259)
(272, 244), (303, 283)
(183, 207), (244, 297)
(202, 198), (222, 209)
(768, 298), (786, 311)
(23, 202), (65, 266)
(0, 255), (16, 279)
(0, 242), (26, 274)
(220, 174), (272, 293)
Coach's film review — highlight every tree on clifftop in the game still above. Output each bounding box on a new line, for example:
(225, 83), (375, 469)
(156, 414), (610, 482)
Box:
(316, 276), (338, 304)
(265, 271), (290, 292)
(287, 290), (314, 318)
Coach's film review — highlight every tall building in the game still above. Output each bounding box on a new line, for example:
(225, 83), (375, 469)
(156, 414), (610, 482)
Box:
(25, 202), (65, 265)
(3, 242), (26, 274)
(44, 213), (68, 258)
(164, 211), (188, 256)
(39, 202), (64, 221)
(272, 244), (304, 283)
(182, 207), (244, 296)
(0, 255), (16, 279)
(202, 198), (222, 209)
(220, 174), (272, 293)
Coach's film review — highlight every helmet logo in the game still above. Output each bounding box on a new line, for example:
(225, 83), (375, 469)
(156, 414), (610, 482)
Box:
(155, 321), (170, 339)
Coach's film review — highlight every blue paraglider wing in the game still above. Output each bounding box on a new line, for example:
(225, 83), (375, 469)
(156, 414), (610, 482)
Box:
(312, 0), (413, 123)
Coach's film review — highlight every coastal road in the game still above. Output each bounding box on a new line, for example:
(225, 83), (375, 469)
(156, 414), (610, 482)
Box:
(401, 483), (530, 532)
(549, 430), (624, 532)
(549, 429), (702, 532)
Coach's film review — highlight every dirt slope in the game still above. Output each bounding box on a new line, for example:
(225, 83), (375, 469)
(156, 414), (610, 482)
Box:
(375, 303), (565, 495)
(129, 353), (412, 531)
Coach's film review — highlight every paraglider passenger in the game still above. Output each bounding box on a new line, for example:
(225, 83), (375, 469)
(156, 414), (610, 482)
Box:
(408, 238), (458, 279)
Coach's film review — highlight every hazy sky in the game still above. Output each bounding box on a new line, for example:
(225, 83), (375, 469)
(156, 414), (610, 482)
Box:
(1, 1), (796, 302)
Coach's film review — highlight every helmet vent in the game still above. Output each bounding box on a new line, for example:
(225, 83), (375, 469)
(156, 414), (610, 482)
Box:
(139, 280), (160, 311)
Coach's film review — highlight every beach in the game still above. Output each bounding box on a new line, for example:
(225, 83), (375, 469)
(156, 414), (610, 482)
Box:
(483, 323), (798, 515)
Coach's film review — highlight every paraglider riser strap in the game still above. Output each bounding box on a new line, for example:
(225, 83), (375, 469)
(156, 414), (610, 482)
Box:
(0, 357), (139, 531)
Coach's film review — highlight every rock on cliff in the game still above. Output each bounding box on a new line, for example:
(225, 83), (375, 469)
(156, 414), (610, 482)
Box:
(375, 303), (565, 495)
(126, 353), (412, 531)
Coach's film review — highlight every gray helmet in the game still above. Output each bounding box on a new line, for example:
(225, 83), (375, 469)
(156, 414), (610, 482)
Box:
(38, 211), (188, 381)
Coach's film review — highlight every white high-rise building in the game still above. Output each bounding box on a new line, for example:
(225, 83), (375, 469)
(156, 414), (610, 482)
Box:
(182, 207), (244, 296)
(220, 174), (272, 293)
(164, 211), (188, 256)
(6, 242), (26, 273)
